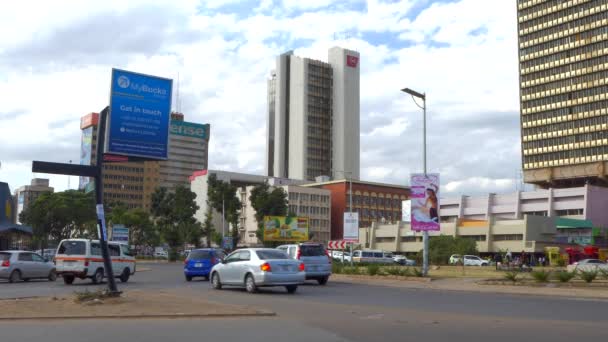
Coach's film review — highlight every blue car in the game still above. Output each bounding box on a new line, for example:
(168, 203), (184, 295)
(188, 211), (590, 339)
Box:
(184, 248), (225, 281)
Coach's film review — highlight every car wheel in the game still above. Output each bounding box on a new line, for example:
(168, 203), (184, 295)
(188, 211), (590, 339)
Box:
(317, 276), (329, 285)
(211, 272), (222, 290)
(286, 285), (298, 294)
(119, 268), (130, 283)
(48, 270), (57, 282)
(8, 270), (21, 283)
(92, 269), (104, 284)
(63, 275), (75, 285)
(245, 274), (257, 293)
(185, 275), (193, 282)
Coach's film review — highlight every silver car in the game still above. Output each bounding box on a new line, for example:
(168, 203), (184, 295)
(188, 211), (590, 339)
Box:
(210, 248), (305, 294)
(0, 251), (57, 283)
(277, 243), (332, 285)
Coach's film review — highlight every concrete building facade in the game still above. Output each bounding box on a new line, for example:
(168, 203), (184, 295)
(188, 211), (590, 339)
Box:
(14, 178), (54, 224)
(304, 179), (410, 240)
(239, 184), (331, 246)
(266, 47), (360, 182)
(517, 0), (608, 187)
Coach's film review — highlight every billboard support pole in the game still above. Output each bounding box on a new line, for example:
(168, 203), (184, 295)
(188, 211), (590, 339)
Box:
(95, 107), (119, 294)
(422, 96), (429, 277)
(349, 174), (354, 267)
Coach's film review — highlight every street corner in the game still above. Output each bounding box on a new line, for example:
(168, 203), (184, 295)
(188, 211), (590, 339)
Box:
(0, 289), (276, 321)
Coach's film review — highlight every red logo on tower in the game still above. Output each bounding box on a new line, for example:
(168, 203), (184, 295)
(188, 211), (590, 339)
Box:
(346, 55), (359, 68)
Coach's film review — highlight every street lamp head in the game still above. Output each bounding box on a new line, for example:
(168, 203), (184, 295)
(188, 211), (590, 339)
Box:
(401, 87), (425, 100)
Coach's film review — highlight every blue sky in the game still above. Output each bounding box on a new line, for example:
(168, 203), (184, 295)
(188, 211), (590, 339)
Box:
(0, 0), (524, 196)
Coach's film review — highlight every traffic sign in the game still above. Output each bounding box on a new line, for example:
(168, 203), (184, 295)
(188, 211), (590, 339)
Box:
(328, 240), (349, 249)
(106, 68), (173, 160)
(343, 212), (359, 242)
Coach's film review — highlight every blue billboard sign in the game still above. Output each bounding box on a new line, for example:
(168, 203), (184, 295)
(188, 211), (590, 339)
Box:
(106, 69), (173, 160)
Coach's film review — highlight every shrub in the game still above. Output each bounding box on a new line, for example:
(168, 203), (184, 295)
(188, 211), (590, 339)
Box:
(531, 270), (551, 283)
(555, 271), (576, 283)
(412, 268), (424, 277)
(504, 271), (519, 283)
(556, 258), (566, 267)
(599, 268), (608, 280)
(366, 264), (381, 276)
(385, 267), (401, 276)
(332, 263), (343, 274)
(579, 270), (598, 283)
(400, 267), (412, 277)
(342, 266), (359, 275)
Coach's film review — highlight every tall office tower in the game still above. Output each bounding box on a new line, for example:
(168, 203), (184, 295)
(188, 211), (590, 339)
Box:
(266, 47), (360, 181)
(79, 112), (210, 211)
(518, 0), (608, 188)
(14, 178), (54, 224)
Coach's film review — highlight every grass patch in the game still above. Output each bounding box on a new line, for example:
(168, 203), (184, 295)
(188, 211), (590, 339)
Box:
(73, 289), (116, 303)
(342, 266), (360, 275)
(555, 270), (576, 283)
(504, 271), (520, 283)
(366, 264), (381, 276)
(579, 270), (598, 283)
(531, 270), (551, 283)
(599, 269), (608, 280)
(412, 268), (424, 277)
(332, 263), (343, 274)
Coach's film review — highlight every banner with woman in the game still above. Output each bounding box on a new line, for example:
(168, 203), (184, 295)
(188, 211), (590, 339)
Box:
(410, 173), (440, 231)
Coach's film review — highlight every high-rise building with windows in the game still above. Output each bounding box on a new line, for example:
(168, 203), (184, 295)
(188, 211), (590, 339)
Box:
(266, 47), (360, 182)
(518, 0), (608, 188)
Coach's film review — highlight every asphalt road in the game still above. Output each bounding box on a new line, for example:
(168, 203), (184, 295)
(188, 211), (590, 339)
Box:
(2, 263), (607, 341)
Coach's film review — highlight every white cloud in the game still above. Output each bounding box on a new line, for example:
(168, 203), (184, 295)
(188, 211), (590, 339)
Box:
(0, 0), (522, 197)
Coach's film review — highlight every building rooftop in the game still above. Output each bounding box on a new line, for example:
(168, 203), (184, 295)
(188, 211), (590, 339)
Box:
(302, 178), (409, 190)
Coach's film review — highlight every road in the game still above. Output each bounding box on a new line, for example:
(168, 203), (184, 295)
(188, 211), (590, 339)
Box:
(1, 263), (607, 341)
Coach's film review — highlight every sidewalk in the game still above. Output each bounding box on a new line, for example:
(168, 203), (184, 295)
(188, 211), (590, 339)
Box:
(331, 274), (608, 300)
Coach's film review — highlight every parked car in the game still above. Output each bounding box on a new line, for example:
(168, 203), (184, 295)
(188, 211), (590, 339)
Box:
(449, 254), (461, 265)
(55, 239), (136, 284)
(393, 255), (416, 266)
(210, 248), (305, 293)
(35, 249), (57, 260)
(330, 251), (351, 262)
(184, 248), (225, 281)
(462, 255), (488, 266)
(0, 251), (57, 283)
(567, 259), (608, 273)
(277, 243), (332, 285)
(352, 250), (395, 264)
(154, 250), (168, 259)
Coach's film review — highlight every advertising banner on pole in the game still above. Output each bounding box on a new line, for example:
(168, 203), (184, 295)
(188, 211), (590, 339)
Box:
(263, 216), (309, 242)
(106, 68), (172, 160)
(410, 174), (440, 231)
(343, 212), (359, 242)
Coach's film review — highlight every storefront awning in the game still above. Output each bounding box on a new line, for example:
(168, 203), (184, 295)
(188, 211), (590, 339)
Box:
(555, 217), (594, 229)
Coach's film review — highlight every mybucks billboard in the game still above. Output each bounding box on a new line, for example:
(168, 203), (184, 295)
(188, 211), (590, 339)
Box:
(170, 120), (209, 139)
(263, 216), (309, 242)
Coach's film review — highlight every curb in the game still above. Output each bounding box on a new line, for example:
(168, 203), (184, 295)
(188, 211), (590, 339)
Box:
(332, 274), (432, 283)
(0, 311), (276, 321)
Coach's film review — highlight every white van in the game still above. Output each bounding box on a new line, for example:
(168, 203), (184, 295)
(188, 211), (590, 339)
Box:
(55, 239), (136, 285)
(352, 250), (395, 264)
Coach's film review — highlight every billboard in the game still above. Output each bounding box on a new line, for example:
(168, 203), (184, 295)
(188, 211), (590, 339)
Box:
(170, 120), (209, 139)
(79, 126), (93, 190)
(106, 68), (173, 160)
(401, 200), (411, 223)
(410, 173), (440, 232)
(111, 224), (129, 243)
(263, 216), (309, 242)
(343, 212), (359, 242)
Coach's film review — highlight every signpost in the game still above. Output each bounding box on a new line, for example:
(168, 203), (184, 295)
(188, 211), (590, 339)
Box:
(111, 225), (129, 243)
(328, 240), (348, 250)
(222, 236), (234, 251)
(343, 212), (359, 266)
(32, 68), (173, 295)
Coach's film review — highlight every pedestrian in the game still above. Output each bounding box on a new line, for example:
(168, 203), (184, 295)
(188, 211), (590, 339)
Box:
(494, 253), (502, 270)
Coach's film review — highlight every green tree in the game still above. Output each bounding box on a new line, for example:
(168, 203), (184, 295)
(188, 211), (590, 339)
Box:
(248, 183), (289, 247)
(116, 208), (159, 249)
(427, 235), (478, 265)
(207, 174), (241, 246)
(20, 190), (97, 250)
(202, 206), (214, 247)
(150, 185), (200, 260)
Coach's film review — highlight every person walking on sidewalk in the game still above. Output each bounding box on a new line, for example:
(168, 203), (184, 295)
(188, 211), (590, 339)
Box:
(494, 253), (502, 271)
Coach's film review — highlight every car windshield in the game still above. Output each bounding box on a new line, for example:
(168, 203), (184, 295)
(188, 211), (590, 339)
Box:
(257, 250), (289, 260)
(0, 253), (10, 261)
(58, 241), (86, 255)
(188, 250), (211, 260)
(300, 245), (325, 256)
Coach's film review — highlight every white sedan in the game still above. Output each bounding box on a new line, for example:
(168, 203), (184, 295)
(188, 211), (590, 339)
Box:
(210, 248), (305, 294)
(462, 255), (489, 266)
(567, 259), (608, 273)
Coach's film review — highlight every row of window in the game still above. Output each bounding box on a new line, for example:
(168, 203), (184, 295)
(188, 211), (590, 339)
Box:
(523, 114), (607, 137)
(103, 174), (144, 182)
(308, 74), (332, 86)
(104, 183), (143, 191)
(521, 26), (608, 59)
(307, 114), (331, 126)
(520, 10), (608, 47)
(375, 234), (524, 243)
(307, 84), (331, 95)
(106, 192), (143, 201)
(104, 165), (144, 173)
(522, 100), (608, 127)
(522, 84), (608, 111)
(555, 208), (585, 215)
(523, 145), (608, 165)
(522, 54), (608, 85)
(307, 126), (331, 136)
(523, 131), (608, 153)
(522, 69), (608, 98)
(351, 195), (404, 207)
(288, 193), (330, 203)
(521, 39), (608, 72)
(307, 147), (330, 158)
(288, 204), (329, 216)
(352, 207), (401, 220)
(519, 0), (601, 26)
(307, 64), (332, 75)
(308, 94), (331, 106)
(309, 219), (329, 228)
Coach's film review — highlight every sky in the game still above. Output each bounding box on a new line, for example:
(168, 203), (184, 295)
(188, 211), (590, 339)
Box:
(0, 0), (529, 197)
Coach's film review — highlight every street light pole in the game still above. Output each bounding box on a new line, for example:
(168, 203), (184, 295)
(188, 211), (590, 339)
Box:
(401, 87), (429, 277)
(334, 169), (354, 266)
